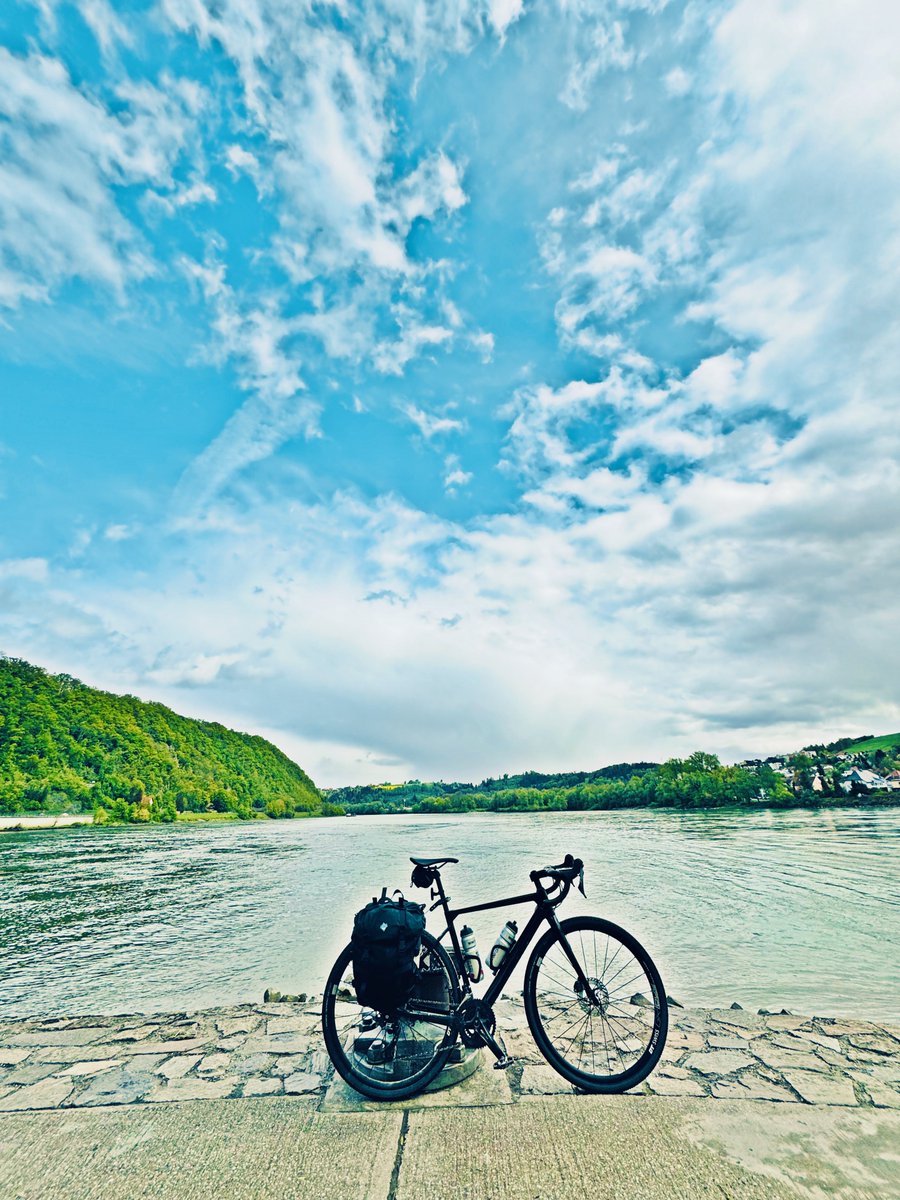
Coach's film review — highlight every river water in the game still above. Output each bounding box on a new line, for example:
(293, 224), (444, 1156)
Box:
(1, 809), (898, 1021)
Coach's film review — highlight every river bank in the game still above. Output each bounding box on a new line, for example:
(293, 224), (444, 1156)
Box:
(4, 791), (900, 834)
(1, 999), (897, 1114)
(0, 814), (94, 831)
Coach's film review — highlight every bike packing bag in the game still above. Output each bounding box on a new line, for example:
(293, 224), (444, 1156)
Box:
(351, 891), (426, 1014)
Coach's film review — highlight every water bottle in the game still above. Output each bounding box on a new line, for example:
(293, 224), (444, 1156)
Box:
(488, 920), (518, 973)
(459, 925), (483, 983)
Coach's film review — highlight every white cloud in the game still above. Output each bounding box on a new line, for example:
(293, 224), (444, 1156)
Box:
(103, 524), (135, 542)
(664, 66), (691, 96)
(0, 49), (197, 308)
(403, 405), (466, 440)
(443, 454), (473, 491)
(489, 0), (525, 40)
(177, 256), (316, 508)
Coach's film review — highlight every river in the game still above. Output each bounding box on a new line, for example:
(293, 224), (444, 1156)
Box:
(1, 808), (898, 1021)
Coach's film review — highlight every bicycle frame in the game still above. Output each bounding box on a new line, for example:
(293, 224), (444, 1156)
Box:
(427, 869), (595, 1013)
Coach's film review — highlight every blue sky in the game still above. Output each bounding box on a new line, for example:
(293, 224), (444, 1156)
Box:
(2, 0), (899, 785)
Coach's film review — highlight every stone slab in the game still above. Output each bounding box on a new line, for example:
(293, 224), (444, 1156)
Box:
(0, 1077), (74, 1111)
(780, 1069), (859, 1107)
(321, 1058), (513, 1112)
(0, 1098), (401, 1200)
(148, 1077), (239, 1103)
(0, 1049), (32, 1066)
(397, 1096), (802, 1200)
(68, 1068), (155, 1107)
(683, 1049), (755, 1075)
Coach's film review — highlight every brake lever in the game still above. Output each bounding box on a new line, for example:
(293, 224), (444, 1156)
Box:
(577, 868), (586, 897)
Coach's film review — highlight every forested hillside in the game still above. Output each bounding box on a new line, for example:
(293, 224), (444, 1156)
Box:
(325, 753), (793, 814)
(0, 658), (321, 822)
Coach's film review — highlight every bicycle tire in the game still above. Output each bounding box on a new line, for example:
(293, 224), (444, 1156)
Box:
(524, 915), (667, 1092)
(321, 929), (461, 1101)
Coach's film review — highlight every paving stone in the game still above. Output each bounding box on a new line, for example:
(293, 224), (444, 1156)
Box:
(647, 1074), (706, 1097)
(216, 1035), (247, 1051)
(764, 1015), (813, 1032)
(707, 1009), (765, 1031)
(664, 1031), (706, 1052)
(148, 1076), (239, 1103)
(846, 1034), (899, 1057)
(197, 1053), (232, 1075)
(683, 1050), (755, 1075)
(117, 1037), (211, 1054)
(779, 1069), (858, 1106)
(233, 1053), (277, 1075)
(862, 1080), (900, 1109)
(284, 1071), (325, 1095)
(69, 1067), (155, 1107)
(120, 1054), (168, 1072)
(518, 1065), (574, 1095)
(267, 1017), (316, 1036)
(751, 1043), (825, 1072)
(847, 1061), (900, 1086)
(711, 1074), (797, 1103)
(817, 1019), (879, 1037)
(5, 1027), (107, 1048)
(791, 1030), (842, 1053)
(273, 1054), (310, 1075)
(242, 1035), (314, 1055)
(155, 1054), (202, 1080)
(658, 1065), (692, 1080)
(1, 1064), (59, 1087)
(241, 1077), (284, 1096)
(0, 1048), (32, 1065)
(669, 1013), (712, 1033)
(55, 1058), (124, 1077)
(106, 1026), (157, 1042)
(0, 1076), (73, 1110)
(216, 1016), (262, 1036)
(309, 1050), (331, 1075)
(708, 1035), (748, 1049)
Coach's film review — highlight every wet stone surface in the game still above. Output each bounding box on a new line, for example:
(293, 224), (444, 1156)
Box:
(0, 1000), (896, 1113)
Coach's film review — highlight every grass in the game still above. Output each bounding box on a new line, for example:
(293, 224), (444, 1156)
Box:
(842, 732), (900, 754)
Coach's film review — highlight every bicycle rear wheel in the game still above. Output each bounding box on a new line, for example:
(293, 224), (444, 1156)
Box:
(321, 930), (461, 1101)
(524, 916), (667, 1092)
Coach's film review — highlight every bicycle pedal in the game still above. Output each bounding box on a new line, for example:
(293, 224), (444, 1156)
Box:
(493, 1056), (516, 1071)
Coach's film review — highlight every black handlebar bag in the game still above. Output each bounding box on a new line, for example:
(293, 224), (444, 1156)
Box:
(351, 891), (426, 1015)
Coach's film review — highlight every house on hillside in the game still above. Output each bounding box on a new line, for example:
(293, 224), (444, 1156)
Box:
(883, 770), (900, 791)
(840, 767), (888, 793)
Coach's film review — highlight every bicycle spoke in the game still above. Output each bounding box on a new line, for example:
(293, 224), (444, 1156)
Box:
(529, 918), (666, 1090)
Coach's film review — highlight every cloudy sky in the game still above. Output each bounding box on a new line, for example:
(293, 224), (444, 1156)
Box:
(1, 0), (898, 786)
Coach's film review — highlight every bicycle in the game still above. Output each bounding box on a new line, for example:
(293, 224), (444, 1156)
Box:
(321, 853), (667, 1101)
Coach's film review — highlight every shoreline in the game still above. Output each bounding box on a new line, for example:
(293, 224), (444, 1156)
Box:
(0, 1000), (897, 1114)
(3, 794), (900, 833)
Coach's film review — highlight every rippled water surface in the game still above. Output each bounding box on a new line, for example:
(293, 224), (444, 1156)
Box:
(1, 809), (898, 1020)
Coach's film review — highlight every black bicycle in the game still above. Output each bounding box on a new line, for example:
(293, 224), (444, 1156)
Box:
(321, 853), (667, 1101)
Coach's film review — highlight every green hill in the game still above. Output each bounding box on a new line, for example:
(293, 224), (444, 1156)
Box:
(832, 732), (900, 755)
(0, 657), (321, 823)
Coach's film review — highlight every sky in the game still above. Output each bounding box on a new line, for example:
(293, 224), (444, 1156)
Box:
(1, 0), (899, 787)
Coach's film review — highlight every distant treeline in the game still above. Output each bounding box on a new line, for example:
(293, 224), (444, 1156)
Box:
(324, 753), (794, 814)
(0, 657), (322, 822)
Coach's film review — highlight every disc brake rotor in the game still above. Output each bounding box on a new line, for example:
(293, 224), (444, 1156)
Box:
(575, 977), (609, 1015)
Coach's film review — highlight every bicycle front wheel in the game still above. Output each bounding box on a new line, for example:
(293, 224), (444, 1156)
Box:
(524, 916), (667, 1092)
(321, 930), (461, 1101)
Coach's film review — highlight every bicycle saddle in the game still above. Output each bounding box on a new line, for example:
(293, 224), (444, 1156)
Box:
(410, 856), (458, 867)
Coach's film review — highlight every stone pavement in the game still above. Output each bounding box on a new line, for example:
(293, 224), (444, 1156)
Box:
(1, 999), (897, 1113)
(1, 1001), (898, 1199)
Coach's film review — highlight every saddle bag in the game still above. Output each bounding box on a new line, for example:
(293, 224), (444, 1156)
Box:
(351, 889), (426, 1014)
